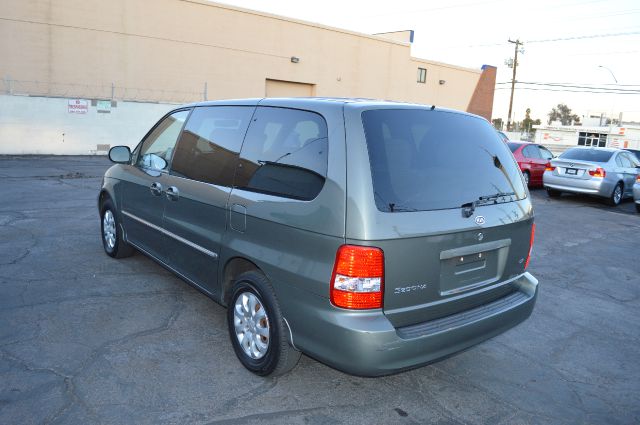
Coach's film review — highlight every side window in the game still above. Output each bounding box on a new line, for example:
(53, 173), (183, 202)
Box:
(619, 153), (634, 168)
(235, 107), (328, 200)
(171, 106), (254, 186)
(539, 146), (553, 160)
(136, 110), (190, 171)
(523, 145), (541, 159)
(615, 155), (625, 167)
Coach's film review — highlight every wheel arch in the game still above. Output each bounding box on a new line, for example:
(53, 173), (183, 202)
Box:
(221, 257), (264, 306)
(98, 189), (112, 211)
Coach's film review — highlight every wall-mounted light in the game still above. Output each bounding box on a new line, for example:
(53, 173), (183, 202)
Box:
(439, 80), (446, 85)
(291, 56), (300, 63)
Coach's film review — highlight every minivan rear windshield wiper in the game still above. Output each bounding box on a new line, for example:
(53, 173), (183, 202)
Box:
(476, 191), (516, 205)
(461, 191), (516, 217)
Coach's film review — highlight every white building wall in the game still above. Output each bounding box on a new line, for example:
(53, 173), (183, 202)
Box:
(0, 95), (175, 154)
(533, 125), (640, 154)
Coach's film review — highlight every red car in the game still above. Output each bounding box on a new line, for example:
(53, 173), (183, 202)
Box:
(508, 142), (555, 187)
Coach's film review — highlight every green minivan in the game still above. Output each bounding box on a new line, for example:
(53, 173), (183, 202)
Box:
(99, 98), (538, 377)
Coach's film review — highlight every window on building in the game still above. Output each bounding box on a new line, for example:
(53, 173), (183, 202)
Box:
(171, 106), (254, 186)
(577, 132), (607, 147)
(235, 107), (328, 200)
(417, 67), (427, 83)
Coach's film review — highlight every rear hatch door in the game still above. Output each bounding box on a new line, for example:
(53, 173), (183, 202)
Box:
(352, 107), (534, 328)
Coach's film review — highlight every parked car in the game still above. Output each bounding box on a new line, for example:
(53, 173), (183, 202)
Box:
(634, 174), (640, 213)
(99, 98), (538, 377)
(508, 142), (554, 187)
(543, 147), (640, 206)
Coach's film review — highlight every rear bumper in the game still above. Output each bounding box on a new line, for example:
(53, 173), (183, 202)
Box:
(633, 183), (640, 203)
(543, 172), (612, 197)
(284, 272), (538, 376)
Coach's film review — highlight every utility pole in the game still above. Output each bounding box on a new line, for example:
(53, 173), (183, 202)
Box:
(506, 39), (524, 132)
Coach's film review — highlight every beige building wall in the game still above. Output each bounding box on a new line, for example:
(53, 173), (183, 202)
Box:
(0, 0), (493, 116)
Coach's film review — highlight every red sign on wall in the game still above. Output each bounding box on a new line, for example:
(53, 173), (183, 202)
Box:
(68, 99), (88, 114)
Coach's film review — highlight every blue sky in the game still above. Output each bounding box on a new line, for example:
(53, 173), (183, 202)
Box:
(216, 0), (640, 123)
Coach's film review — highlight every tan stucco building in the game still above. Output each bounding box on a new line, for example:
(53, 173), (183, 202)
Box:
(0, 0), (497, 154)
(0, 0), (496, 115)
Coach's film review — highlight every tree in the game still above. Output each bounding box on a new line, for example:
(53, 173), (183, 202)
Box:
(521, 108), (542, 140)
(547, 104), (581, 126)
(522, 108), (535, 132)
(605, 118), (620, 126)
(492, 118), (504, 130)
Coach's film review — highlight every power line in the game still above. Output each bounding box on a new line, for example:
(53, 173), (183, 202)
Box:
(525, 31), (640, 43)
(495, 87), (640, 94)
(445, 27), (640, 49)
(496, 82), (640, 91)
(561, 8), (640, 22)
(496, 81), (640, 87)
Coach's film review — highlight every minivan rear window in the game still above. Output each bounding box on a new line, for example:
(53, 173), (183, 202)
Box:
(362, 109), (527, 212)
(559, 148), (613, 163)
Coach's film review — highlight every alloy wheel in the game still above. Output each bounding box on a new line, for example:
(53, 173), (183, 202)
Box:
(233, 292), (270, 359)
(103, 210), (116, 250)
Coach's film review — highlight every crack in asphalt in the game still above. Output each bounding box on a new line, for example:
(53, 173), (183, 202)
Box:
(1, 290), (185, 313)
(203, 404), (359, 425)
(0, 292), (184, 424)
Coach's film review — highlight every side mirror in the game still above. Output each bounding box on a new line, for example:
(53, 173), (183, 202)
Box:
(108, 146), (131, 164)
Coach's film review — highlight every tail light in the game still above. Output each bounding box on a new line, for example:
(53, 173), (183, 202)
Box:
(524, 223), (536, 270)
(330, 245), (384, 309)
(545, 164), (555, 172)
(589, 167), (606, 178)
(636, 174), (640, 182)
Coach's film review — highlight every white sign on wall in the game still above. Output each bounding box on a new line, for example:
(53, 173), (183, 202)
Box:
(68, 99), (88, 114)
(96, 100), (112, 113)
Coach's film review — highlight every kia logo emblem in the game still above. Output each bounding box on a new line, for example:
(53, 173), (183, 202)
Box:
(475, 216), (485, 225)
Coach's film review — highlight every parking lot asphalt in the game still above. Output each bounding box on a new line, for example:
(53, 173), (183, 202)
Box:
(1, 155), (639, 425)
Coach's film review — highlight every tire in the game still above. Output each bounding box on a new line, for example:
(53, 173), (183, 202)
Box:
(523, 171), (530, 187)
(607, 183), (623, 206)
(227, 271), (301, 376)
(100, 199), (134, 258)
(546, 188), (561, 198)
(636, 203), (640, 213)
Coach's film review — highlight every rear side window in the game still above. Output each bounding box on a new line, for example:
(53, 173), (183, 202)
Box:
(171, 106), (254, 186)
(539, 146), (554, 160)
(235, 107), (328, 200)
(617, 153), (634, 168)
(362, 109), (526, 212)
(507, 142), (521, 153)
(523, 145), (541, 159)
(560, 148), (613, 163)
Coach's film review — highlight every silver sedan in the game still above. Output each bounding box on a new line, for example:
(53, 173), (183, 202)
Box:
(543, 147), (640, 206)
(634, 177), (640, 213)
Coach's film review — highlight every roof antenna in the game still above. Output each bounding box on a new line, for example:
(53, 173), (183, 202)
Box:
(431, 105), (436, 110)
